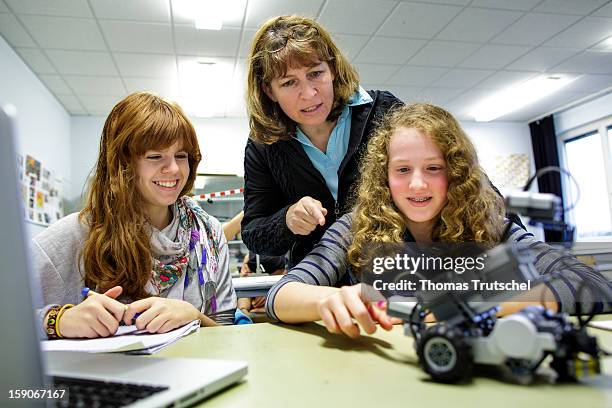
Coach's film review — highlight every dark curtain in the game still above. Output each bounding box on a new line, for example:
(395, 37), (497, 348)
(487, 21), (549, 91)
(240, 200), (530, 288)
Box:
(529, 115), (565, 242)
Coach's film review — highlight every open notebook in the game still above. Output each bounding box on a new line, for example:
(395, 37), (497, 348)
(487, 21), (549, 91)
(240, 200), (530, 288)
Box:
(41, 320), (200, 354)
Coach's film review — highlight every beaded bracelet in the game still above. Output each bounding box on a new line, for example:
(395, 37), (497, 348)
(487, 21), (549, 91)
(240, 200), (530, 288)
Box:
(55, 304), (74, 338)
(45, 305), (62, 339)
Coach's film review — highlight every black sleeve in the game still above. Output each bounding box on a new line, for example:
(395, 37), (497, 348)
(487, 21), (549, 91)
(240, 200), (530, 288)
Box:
(380, 90), (404, 109)
(241, 141), (295, 256)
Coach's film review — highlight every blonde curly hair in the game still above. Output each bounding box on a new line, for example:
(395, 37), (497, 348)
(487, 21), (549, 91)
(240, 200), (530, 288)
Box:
(347, 103), (505, 271)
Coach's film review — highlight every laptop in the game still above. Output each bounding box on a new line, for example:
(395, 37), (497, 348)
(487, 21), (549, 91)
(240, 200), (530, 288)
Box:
(0, 105), (247, 407)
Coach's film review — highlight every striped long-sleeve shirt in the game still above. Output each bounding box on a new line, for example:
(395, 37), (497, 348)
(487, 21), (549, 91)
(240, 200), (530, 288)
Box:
(266, 213), (612, 321)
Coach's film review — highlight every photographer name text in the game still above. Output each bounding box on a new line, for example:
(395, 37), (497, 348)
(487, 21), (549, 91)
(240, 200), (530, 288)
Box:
(373, 279), (531, 292)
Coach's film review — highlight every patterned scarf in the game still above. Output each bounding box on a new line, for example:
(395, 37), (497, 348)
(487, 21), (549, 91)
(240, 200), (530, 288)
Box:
(149, 196), (220, 312)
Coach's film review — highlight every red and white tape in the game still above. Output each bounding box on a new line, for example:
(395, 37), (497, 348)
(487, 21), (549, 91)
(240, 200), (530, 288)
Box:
(196, 188), (244, 200)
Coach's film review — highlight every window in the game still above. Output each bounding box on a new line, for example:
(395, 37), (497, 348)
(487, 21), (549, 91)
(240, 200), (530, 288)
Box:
(561, 126), (612, 240)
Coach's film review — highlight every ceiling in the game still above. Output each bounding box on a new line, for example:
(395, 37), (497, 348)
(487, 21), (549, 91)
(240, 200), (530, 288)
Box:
(1, 0), (612, 122)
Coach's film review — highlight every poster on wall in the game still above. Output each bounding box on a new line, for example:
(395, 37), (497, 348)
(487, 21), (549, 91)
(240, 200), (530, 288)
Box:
(489, 154), (530, 190)
(25, 154), (41, 181)
(17, 154), (64, 226)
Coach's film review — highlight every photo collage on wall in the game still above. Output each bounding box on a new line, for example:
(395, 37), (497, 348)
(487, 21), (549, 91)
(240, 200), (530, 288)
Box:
(17, 154), (64, 226)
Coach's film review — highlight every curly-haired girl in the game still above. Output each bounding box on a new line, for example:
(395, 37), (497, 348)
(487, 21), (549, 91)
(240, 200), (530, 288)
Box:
(33, 92), (237, 339)
(265, 103), (610, 338)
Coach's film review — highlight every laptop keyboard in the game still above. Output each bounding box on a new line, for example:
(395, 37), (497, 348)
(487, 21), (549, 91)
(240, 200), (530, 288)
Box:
(52, 376), (168, 408)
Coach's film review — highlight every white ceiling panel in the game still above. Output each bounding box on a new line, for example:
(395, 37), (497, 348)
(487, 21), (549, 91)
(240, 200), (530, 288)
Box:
(332, 34), (369, 61)
(100, 21), (173, 53)
(3, 0), (612, 120)
(378, 2), (462, 39)
(174, 25), (240, 56)
(20, 15), (107, 51)
(318, 0), (396, 35)
(176, 55), (235, 66)
(592, 37), (612, 50)
(46, 50), (118, 75)
(360, 83), (386, 92)
(502, 90), (590, 122)
(474, 70), (537, 89)
(593, 2), (612, 17)
(386, 85), (422, 102)
(561, 74), (612, 94)
(124, 77), (178, 99)
(245, 0), (323, 29)
(436, 8), (522, 43)
(416, 87), (467, 104)
(407, 41), (480, 67)
(172, 0), (246, 28)
(14, 48), (57, 74)
(79, 95), (125, 115)
(113, 53), (176, 78)
(64, 75), (126, 95)
(175, 55), (236, 85)
(406, 0), (470, 5)
(506, 46), (582, 71)
(90, 0), (170, 23)
(0, 13), (36, 47)
(459, 44), (532, 69)
(355, 37), (425, 65)
(38, 74), (71, 94)
(544, 17), (612, 48)
(552, 50), (612, 74)
(55, 94), (86, 114)
(5, 0), (93, 18)
(355, 63), (402, 84)
(469, 0), (541, 11)
(386, 66), (448, 86)
(432, 68), (494, 87)
(533, 0), (609, 16)
(444, 87), (492, 118)
(492, 13), (581, 46)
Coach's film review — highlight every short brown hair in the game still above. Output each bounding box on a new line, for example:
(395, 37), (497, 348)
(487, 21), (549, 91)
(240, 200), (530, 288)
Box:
(246, 15), (359, 144)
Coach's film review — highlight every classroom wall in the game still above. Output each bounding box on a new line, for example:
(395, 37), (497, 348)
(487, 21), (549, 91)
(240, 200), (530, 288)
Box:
(554, 91), (612, 135)
(0, 35), (71, 238)
(69, 115), (250, 208)
(70, 115), (532, 194)
(462, 121), (535, 188)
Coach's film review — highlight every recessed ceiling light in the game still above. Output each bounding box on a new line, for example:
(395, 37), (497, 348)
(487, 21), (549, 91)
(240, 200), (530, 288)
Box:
(172, 0), (245, 30)
(178, 61), (219, 117)
(470, 74), (577, 122)
(178, 59), (235, 117)
(601, 36), (612, 50)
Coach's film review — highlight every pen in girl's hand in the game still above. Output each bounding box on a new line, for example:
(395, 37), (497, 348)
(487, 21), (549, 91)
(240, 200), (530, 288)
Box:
(81, 287), (141, 320)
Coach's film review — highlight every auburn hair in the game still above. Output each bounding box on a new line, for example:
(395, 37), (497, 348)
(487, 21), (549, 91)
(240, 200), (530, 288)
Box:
(79, 92), (201, 299)
(246, 15), (359, 144)
(347, 103), (505, 271)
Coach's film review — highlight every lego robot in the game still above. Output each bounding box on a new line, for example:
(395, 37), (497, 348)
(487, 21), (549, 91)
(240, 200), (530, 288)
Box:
(387, 243), (604, 384)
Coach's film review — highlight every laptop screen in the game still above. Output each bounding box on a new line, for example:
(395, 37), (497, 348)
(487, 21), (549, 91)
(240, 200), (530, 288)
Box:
(0, 105), (47, 402)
